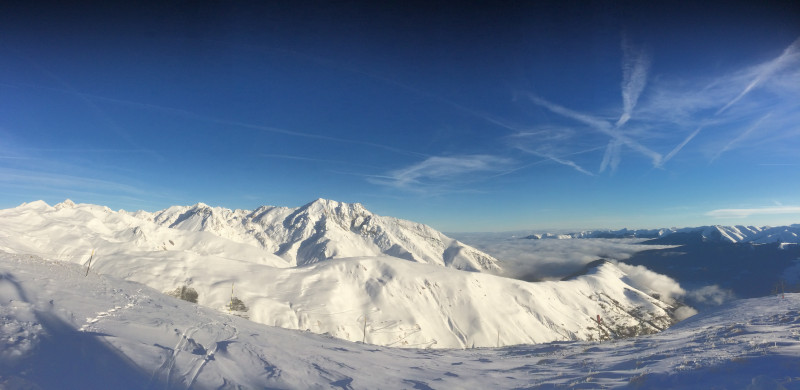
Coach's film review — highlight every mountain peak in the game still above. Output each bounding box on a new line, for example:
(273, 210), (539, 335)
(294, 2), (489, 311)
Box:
(300, 198), (364, 213)
(55, 199), (76, 210)
(140, 198), (500, 271)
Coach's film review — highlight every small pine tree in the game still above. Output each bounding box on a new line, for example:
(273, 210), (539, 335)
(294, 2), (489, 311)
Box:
(229, 296), (247, 312)
(166, 286), (198, 303)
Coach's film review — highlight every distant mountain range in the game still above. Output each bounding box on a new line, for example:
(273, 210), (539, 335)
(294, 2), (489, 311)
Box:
(523, 224), (800, 244)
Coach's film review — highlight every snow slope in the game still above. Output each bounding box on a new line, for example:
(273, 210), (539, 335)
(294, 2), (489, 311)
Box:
(2, 253), (798, 389)
(0, 200), (680, 349)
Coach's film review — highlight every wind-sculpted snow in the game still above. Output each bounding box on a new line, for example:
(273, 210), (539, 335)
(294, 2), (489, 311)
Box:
(0, 200), (683, 348)
(2, 253), (799, 389)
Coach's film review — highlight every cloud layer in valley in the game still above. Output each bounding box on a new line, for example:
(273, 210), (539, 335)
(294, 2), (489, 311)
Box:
(451, 232), (741, 316)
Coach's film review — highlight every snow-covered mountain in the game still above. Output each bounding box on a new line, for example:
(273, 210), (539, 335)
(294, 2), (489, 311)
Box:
(2, 252), (798, 389)
(658, 224), (800, 245)
(0, 199), (684, 348)
(523, 224), (800, 244)
(135, 198), (500, 271)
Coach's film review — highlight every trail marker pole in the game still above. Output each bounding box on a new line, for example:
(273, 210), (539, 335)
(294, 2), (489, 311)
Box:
(84, 249), (95, 277)
(229, 283), (235, 311)
(362, 315), (367, 343)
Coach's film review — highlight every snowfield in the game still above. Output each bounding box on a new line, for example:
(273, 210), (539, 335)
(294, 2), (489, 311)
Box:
(0, 200), (684, 349)
(1, 252), (799, 389)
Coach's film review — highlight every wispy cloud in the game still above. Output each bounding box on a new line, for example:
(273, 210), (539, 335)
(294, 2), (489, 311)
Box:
(600, 38), (651, 173)
(260, 153), (380, 169)
(543, 154), (595, 176)
(369, 155), (514, 191)
(617, 37), (651, 128)
(0, 167), (151, 200)
(1, 81), (428, 159)
(211, 39), (530, 135)
(521, 36), (800, 173)
(657, 37), (800, 164)
(716, 37), (800, 115)
(508, 130), (594, 176)
(517, 38), (660, 175)
(660, 124), (703, 166)
(599, 138), (623, 173)
(711, 113), (772, 163)
(706, 206), (800, 218)
(10, 52), (163, 161)
(521, 92), (663, 168)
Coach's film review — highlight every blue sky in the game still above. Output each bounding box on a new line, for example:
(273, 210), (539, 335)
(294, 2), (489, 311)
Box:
(1, 1), (799, 232)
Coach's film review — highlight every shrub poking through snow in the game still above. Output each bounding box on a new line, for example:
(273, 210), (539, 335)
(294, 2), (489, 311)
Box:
(166, 285), (198, 303)
(229, 296), (247, 312)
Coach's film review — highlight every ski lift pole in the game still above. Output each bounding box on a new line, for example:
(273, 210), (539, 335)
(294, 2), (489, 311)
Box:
(85, 249), (95, 277)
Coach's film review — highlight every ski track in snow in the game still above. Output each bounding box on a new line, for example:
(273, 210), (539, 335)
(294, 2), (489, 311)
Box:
(2, 252), (800, 389)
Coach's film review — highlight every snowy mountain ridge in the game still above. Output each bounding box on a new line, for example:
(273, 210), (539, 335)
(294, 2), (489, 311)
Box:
(0, 199), (684, 348)
(524, 224), (800, 244)
(132, 198), (500, 271)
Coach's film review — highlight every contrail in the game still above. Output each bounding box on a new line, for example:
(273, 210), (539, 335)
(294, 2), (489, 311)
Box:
(210, 39), (525, 134)
(711, 112), (772, 163)
(523, 93), (663, 167)
(599, 139), (623, 173)
(617, 38), (651, 128)
(716, 37), (800, 116)
(544, 154), (595, 176)
(11, 50), (163, 161)
(512, 143), (595, 176)
(260, 153), (380, 169)
(662, 125), (703, 166)
(602, 38), (651, 173)
(664, 37), (800, 164)
(4, 81), (429, 159)
(492, 145), (605, 178)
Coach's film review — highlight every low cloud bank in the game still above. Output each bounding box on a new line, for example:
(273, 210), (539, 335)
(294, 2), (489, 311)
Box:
(613, 262), (685, 304)
(686, 285), (737, 306)
(452, 234), (670, 281)
(453, 233), (732, 317)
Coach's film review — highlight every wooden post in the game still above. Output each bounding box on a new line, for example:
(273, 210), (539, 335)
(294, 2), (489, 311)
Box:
(229, 283), (235, 311)
(362, 315), (367, 343)
(84, 249), (95, 277)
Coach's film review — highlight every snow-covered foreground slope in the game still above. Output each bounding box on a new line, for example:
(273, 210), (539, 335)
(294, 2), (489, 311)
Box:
(2, 253), (798, 389)
(0, 200), (682, 348)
